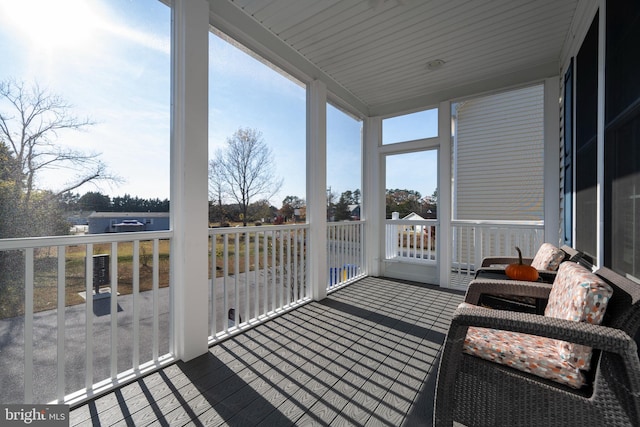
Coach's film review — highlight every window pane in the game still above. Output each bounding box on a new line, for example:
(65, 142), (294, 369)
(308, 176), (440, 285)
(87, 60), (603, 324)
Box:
(605, 1), (640, 281)
(575, 14), (599, 261)
(606, 115), (640, 282)
(605, 0), (640, 124)
(382, 108), (438, 144)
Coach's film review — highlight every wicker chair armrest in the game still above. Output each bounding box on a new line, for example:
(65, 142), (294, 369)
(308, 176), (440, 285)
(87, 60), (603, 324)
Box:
(475, 267), (557, 284)
(465, 279), (552, 305)
(480, 256), (534, 267)
(451, 305), (636, 354)
(561, 245), (583, 262)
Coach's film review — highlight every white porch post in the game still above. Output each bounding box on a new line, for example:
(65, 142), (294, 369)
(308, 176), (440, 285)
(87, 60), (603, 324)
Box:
(438, 101), (452, 288)
(362, 117), (383, 276)
(170, 0), (209, 361)
(544, 77), (561, 245)
(307, 80), (328, 301)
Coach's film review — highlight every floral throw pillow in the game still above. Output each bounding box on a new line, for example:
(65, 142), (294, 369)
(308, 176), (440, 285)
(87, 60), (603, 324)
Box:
(530, 243), (566, 271)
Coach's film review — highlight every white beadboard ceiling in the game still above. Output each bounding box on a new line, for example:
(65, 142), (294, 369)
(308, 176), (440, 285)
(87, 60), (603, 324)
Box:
(209, 0), (578, 117)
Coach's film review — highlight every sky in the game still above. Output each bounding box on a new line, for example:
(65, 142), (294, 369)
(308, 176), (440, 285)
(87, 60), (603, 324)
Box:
(0, 0), (437, 208)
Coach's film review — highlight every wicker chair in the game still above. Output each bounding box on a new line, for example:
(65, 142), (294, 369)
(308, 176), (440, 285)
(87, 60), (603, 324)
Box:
(434, 265), (640, 427)
(476, 244), (583, 282)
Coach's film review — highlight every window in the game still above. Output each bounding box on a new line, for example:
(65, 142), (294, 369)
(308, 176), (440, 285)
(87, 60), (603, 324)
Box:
(605, 1), (640, 281)
(574, 14), (599, 262)
(605, 117), (640, 280)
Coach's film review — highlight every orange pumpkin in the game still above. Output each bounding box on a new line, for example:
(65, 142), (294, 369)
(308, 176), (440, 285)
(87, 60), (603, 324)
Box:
(505, 246), (539, 281)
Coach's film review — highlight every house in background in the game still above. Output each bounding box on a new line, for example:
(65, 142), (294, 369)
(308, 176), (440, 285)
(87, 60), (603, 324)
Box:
(348, 204), (360, 220)
(402, 212), (428, 232)
(87, 212), (170, 234)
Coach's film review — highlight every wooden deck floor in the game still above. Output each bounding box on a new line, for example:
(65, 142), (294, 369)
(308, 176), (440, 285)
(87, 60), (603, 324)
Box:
(70, 277), (464, 426)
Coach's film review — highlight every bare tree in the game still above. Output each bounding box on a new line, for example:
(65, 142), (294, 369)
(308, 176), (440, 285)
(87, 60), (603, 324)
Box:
(0, 79), (117, 208)
(218, 128), (282, 226)
(208, 149), (227, 225)
(327, 187), (337, 221)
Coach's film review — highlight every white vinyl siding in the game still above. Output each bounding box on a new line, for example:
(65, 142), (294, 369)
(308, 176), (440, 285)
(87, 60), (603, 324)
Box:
(454, 84), (545, 220)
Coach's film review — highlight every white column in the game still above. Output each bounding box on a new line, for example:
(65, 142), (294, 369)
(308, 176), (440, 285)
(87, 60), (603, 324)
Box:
(362, 117), (383, 276)
(544, 77), (561, 246)
(307, 80), (328, 301)
(170, 0), (209, 361)
(438, 101), (452, 288)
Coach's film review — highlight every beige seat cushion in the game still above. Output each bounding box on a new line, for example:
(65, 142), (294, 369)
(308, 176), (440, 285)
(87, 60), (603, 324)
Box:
(463, 320), (587, 388)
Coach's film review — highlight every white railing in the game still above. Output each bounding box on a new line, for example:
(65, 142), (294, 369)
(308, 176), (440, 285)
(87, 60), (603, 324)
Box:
(449, 219), (544, 289)
(327, 221), (365, 290)
(0, 231), (173, 405)
(1, 217), (546, 405)
(2, 220), (366, 404)
(384, 219), (438, 264)
(208, 224), (310, 342)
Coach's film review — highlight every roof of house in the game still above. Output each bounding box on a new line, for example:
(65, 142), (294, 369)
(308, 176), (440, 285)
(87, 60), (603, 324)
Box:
(402, 212), (425, 221)
(88, 212), (170, 218)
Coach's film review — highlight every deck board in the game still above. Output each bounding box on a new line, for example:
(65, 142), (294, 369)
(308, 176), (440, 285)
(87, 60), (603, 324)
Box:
(70, 277), (463, 426)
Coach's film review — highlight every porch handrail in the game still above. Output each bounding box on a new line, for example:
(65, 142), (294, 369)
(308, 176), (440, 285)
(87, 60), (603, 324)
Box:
(384, 218), (438, 264)
(449, 219), (544, 290)
(327, 220), (366, 291)
(450, 219), (544, 228)
(208, 223), (311, 344)
(208, 223), (308, 236)
(384, 218), (439, 225)
(0, 230), (173, 249)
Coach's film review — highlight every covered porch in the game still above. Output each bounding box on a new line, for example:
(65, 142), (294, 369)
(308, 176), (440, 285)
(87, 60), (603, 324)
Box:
(1, 0), (638, 425)
(69, 277), (463, 426)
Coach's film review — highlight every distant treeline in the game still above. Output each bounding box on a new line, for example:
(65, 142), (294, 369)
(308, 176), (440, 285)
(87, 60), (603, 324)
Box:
(61, 191), (169, 212)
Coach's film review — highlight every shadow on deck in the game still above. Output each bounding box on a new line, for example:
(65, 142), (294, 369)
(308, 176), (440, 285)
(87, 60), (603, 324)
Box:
(70, 276), (464, 426)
